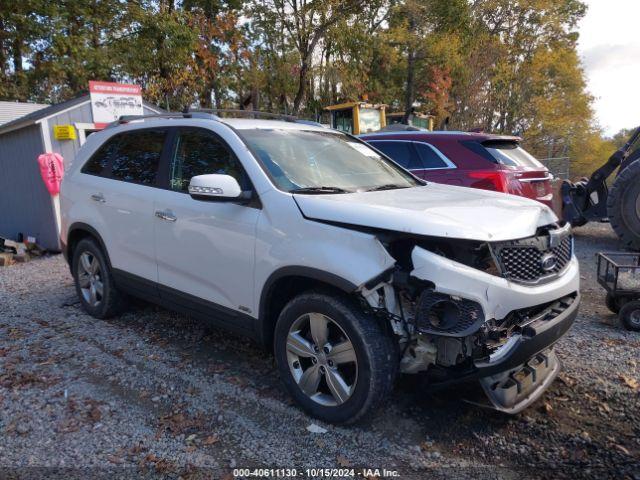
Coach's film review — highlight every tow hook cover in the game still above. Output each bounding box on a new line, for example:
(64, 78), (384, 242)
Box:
(478, 349), (560, 414)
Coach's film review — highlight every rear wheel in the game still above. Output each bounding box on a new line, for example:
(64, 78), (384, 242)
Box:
(72, 238), (127, 319)
(273, 291), (396, 424)
(608, 159), (640, 250)
(619, 300), (640, 331)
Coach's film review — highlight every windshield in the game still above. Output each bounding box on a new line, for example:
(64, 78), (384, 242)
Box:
(240, 129), (421, 193)
(483, 141), (545, 168)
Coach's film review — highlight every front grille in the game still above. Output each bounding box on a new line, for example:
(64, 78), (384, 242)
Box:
(492, 228), (573, 284)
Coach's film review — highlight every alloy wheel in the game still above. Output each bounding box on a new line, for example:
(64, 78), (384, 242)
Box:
(77, 251), (104, 307)
(286, 312), (358, 406)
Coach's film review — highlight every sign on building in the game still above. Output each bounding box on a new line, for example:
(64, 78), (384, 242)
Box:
(89, 81), (143, 124)
(53, 124), (77, 140)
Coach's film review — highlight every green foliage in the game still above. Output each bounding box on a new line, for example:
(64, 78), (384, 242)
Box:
(0, 0), (604, 168)
(611, 127), (640, 149)
(115, 5), (200, 110)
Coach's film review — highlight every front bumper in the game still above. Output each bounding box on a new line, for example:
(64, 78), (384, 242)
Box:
(410, 246), (580, 322)
(432, 294), (578, 413)
(474, 293), (579, 377)
(478, 348), (560, 414)
(410, 246), (580, 412)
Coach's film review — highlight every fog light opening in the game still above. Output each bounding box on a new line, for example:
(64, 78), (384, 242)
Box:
(427, 300), (461, 330)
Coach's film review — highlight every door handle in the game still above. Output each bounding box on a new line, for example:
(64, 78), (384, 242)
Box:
(90, 193), (106, 203)
(155, 209), (177, 222)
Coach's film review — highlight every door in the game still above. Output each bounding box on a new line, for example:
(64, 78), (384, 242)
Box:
(154, 127), (261, 321)
(78, 128), (168, 283)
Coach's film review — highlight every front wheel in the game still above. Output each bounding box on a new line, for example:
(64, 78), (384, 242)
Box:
(619, 300), (640, 331)
(274, 291), (397, 424)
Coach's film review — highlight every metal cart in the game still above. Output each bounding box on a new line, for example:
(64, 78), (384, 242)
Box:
(596, 252), (640, 331)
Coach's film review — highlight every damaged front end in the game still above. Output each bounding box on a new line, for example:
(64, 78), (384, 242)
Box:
(359, 223), (580, 413)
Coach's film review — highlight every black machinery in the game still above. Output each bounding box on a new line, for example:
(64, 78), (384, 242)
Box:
(561, 127), (640, 249)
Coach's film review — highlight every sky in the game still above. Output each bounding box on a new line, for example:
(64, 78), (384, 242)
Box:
(578, 0), (640, 136)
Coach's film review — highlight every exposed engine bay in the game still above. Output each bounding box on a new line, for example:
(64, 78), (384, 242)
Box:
(357, 223), (578, 383)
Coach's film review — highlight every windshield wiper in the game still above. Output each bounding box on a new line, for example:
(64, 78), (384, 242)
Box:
(290, 186), (351, 194)
(365, 184), (410, 192)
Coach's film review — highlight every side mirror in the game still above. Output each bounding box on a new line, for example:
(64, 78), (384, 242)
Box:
(188, 174), (248, 201)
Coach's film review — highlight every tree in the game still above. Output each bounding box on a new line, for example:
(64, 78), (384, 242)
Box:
(250, 0), (368, 115)
(611, 127), (640, 149)
(0, 0), (51, 100)
(183, 0), (245, 108)
(0, 0), (601, 169)
(116, 4), (200, 110)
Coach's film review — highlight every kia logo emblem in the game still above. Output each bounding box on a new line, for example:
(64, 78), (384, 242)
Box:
(540, 253), (558, 272)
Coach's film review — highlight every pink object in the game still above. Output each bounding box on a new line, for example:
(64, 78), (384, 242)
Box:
(37, 152), (65, 195)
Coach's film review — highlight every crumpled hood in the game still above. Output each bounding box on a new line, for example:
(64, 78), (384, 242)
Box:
(294, 184), (558, 242)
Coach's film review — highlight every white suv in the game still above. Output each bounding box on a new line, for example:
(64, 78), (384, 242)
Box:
(61, 112), (580, 424)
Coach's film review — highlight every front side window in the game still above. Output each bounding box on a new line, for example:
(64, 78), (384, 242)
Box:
(240, 129), (420, 193)
(109, 129), (166, 185)
(170, 129), (245, 192)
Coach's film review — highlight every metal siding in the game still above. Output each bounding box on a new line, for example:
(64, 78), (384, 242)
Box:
(0, 101), (164, 251)
(0, 101), (48, 126)
(0, 125), (59, 250)
(47, 103), (90, 165)
(74, 101), (94, 123)
(46, 103), (161, 167)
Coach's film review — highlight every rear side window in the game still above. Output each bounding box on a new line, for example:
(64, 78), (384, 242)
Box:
(82, 137), (120, 177)
(464, 140), (544, 168)
(81, 129), (166, 185)
(169, 128), (246, 192)
(110, 130), (166, 185)
(368, 141), (415, 169)
(413, 143), (452, 169)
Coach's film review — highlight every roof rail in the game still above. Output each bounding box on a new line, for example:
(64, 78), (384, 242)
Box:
(105, 109), (325, 129)
(190, 108), (299, 122)
(105, 111), (220, 129)
(188, 108), (324, 127)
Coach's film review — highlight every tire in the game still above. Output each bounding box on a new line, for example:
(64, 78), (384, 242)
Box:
(619, 300), (640, 332)
(606, 293), (621, 314)
(273, 290), (397, 424)
(608, 159), (640, 250)
(72, 238), (127, 319)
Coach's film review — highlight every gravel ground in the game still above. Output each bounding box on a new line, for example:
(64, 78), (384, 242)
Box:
(1, 222), (639, 480)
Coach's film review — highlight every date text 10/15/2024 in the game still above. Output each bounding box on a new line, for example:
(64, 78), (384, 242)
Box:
(232, 468), (400, 478)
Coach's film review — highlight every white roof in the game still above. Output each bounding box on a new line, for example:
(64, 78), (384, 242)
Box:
(0, 101), (49, 126)
(94, 116), (328, 137)
(222, 118), (326, 131)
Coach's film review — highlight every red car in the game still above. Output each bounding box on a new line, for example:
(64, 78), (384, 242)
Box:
(360, 131), (553, 207)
